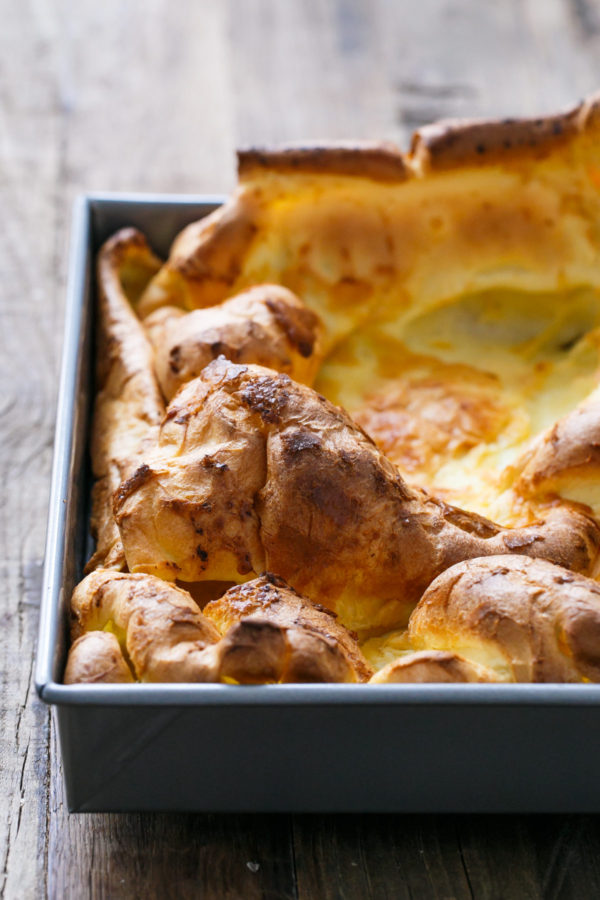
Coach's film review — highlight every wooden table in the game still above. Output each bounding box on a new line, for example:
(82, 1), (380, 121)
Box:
(3, 1), (600, 896)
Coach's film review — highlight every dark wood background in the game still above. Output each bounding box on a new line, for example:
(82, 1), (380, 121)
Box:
(3, 1), (600, 897)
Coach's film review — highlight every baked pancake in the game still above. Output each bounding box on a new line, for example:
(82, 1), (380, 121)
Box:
(66, 91), (600, 683)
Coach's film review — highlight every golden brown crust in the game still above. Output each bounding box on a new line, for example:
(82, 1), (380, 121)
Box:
(409, 91), (600, 171)
(65, 570), (369, 684)
(514, 387), (600, 504)
(144, 284), (323, 401)
(137, 194), (261, 318)
(69, 569), (222, 682)
(369, 650), (499, 684)
(353, 368), (514, 478)
(64, 631), (134, 684)
(86, 228), (165, 572)
(237, 94), (600, 179)
(409, 103), (586, 172)
(113, 359), (600, 635)
(204, 573), (372, 682)
(409, 555), (600, 682)
(238, 142), (410, 182)
(113, 363), (269, 583)
(237, 95), (600, 180)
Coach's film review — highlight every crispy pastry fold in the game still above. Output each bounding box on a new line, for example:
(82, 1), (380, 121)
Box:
(65, 571), (371, 684)
(406, 555), (600, 683)
(113, 360), (600, 635)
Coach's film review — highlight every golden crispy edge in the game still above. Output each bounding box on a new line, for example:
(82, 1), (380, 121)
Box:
(236, 90), (600, 181)
(409, 90), (600, 171)
(145, 284), (324, 400)
(86, 228), (165, 572)
(138, 90), (600, 323)
(237, 141), (410, 182)
(136, 195), (261, 317)
(112, 358), (600, 642)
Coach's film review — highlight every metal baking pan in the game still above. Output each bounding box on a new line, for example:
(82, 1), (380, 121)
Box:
(36, 193), (600, 813)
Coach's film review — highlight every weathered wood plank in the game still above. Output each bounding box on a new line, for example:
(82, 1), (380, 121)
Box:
(0, 1), (65, 896)
(381, 0), (600, 143)
(49, 724), (296, 900)
(457, 815), (600, 900)
(293, 814), (600, 900)
(293, 814), (475, 900)
(53, 0), (236, 197)
(227, 0), (398, 146)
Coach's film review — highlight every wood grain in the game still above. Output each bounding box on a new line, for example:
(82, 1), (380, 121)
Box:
(49, 723), (296, 900)
(0, 1), (62, 897)
(2, 0), (600, 897)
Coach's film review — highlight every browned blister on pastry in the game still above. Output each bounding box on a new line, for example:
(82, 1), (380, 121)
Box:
(204, 573), (372, 683)
(113, 359), (600, 636)
(408, 555), (600, 682)
(370, 650), (499, 684)
(144, 284), (323, 400)
(64, 570), (369, 684)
